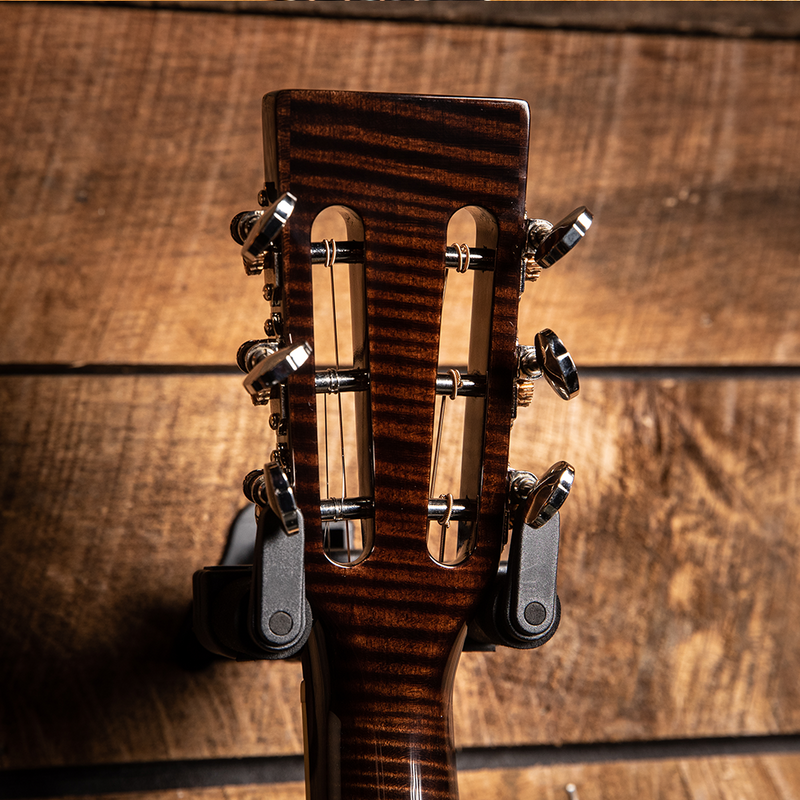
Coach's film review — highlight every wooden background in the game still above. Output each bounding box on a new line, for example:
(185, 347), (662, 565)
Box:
(1, 3), (799, 799)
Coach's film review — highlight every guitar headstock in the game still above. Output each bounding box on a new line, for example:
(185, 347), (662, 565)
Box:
(193, 90), (591, 800)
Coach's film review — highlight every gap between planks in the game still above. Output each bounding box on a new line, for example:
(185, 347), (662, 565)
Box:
(3, 735), (800, 800)
(2, 364), (800, 380)
(80, 1), (800, 42)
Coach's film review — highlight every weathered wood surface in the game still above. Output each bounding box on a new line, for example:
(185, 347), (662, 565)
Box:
(27, 752), (800, 800)
(2, 375), (799, 768)
(1, 4), (799, 367)
(2, 0), (799, 791)
(459, 755), (800, 800)
(123, 1), (800, 39)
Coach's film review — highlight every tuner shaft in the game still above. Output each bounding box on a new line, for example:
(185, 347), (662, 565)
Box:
(308, 241), (495, 271)
(314, 369), (485, 397)
(319, 496), (476, 522)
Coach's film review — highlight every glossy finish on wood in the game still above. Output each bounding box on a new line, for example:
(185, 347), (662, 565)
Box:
(270, 90), (529, 800)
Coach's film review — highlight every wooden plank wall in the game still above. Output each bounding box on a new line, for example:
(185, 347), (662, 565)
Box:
(1, 3), (799, 799)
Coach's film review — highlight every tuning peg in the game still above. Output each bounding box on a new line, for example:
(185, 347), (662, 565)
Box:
(234, 192), (296, 274)
(517, 461), (575, 528)
(230, 210), (263, 246)
(237, 339), (279, 374)
(523, 206), (592, 278)
(243, 340), (312, 403)
(517, 329), (579, 402)
(262, 461), (300, 536)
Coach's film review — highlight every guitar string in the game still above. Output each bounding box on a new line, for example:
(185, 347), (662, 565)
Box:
(327, 240), (351, 563)
(429, 269), (449, 504)
(323, 391), (330, 552)
(430, 262), (453, 563)
(430, 244), (469, 562)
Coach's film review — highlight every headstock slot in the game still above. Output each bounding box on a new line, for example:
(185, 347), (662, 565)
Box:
(427, 206), (498, 566)
(310, 206), (373, 566)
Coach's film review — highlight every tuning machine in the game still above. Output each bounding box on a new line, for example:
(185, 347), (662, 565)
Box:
(466, 463), (574, 652)
(509, 462), (575, 529)
(516, 328), (579, 408)
(522, 206), (592, 284)
(193, 461), (312, 661)
(240, 340), (312, 405)
(230, 191), (296, 276)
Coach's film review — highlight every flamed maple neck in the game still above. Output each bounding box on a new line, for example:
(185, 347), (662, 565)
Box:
(270, 91), (530, 800)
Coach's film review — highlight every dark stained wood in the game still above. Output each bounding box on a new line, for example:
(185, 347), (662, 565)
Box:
(2, 375), (800, 770)
(265, 90), (529, 800)
(1, 5), (799, 367)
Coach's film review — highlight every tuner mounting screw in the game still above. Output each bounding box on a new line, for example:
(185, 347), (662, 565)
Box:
(264, 312), (283, 338)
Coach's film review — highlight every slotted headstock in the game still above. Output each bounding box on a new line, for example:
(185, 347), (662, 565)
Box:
(279, 92), (525, 799)
(193, 90), (592, 800)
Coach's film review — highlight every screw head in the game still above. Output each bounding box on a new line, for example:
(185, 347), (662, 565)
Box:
(524, 602), (547, 626)
(269, 611), (293, 636)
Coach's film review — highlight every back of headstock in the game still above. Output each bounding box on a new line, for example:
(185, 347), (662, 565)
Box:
(191, 90), (592, 800)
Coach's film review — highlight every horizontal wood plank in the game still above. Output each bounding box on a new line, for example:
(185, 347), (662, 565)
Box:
(22, 752), (800, 800)
(459, 755), (800, 800)
(2, 374), (798, 768)
(122, 1), (800, 39)
(1, 4), (799, 367)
